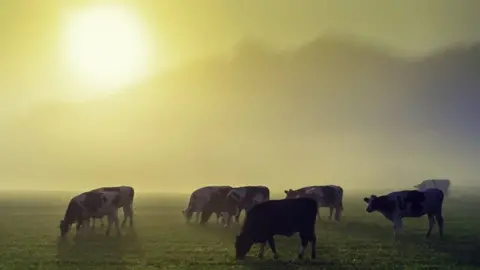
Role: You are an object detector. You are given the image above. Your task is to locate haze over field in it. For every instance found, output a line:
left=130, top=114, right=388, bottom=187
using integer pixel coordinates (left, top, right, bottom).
left=1, top=0, right=479, bottom=192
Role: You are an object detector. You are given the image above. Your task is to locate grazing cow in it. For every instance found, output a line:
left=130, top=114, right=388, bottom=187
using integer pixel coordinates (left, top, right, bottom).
left=415, top=179, right=450, bottom=197
left=285, top=185, right=343, bottom=221
left=59, top=190, right=123, bottom=237
left=182, top=186, right=232, bottom=225
left=235, top=198, right=318, bottom=261
left=222, top=185, right=270, bottom=228
left=89, top=186, right=135, bottom=228
left=363, top=188, right=445, bottom=237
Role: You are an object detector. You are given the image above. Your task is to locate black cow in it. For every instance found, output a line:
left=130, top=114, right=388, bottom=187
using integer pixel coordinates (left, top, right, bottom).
left=222, top=185, right=270, bottom=228
left=235, top=198, right=318, bottom=260
left=59, top=190, right=122, bottom=237
left=363, top=188, right=445, bottom=238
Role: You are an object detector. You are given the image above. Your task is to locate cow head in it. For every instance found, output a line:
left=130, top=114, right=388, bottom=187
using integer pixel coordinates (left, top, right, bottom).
left=284, top=189, right=299, bottom=199
left=59, top=220, right=70, bottom=237
left=235, top=233, right=253, bottom=260
left=182, top=208, right=194, bottom=223
left=363, top=195, right=379, bottom=213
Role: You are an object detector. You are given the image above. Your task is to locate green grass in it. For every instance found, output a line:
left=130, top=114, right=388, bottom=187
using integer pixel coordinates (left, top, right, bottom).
left=0, top=191, right=479, bottom=269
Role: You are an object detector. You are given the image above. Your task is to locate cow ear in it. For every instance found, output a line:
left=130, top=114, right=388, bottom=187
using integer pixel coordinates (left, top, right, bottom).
left=363, top=197, right=370, bottom=203
left=284, top=190, right=288, bottom=194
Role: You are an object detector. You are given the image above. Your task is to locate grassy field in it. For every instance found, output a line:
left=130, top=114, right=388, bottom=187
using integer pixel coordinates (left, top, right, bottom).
left=0, top=191, right=479, bottom=269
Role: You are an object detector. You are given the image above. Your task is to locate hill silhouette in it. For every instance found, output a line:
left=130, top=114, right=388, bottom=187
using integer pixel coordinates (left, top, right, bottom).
left=2, top=35, right=479, bottom=190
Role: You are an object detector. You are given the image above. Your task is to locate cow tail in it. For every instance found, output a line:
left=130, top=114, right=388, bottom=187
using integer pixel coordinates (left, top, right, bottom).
left=129, top=187, right=135, bottom=209
left=439, top=189, right=445, bottom=205
left=130, top=187, right=135, bottom=200
left=338, top=187, right=344, bottom=211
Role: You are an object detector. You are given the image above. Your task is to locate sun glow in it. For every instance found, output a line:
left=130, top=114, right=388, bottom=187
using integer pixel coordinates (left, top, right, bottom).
left=62, top=4, right=153, bottom=98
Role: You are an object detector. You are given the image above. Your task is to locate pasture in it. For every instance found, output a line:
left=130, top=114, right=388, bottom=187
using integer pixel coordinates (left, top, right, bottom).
left=0, top=190, right=479, bottom=269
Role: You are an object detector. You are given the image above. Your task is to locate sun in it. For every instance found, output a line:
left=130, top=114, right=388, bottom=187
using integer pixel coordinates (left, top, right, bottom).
left=62, top=4, right=152, bottom=98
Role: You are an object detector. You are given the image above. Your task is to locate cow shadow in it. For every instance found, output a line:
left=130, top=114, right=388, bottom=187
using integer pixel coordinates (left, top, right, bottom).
left=189, top=223, right=347, bottom=269
left=56, top=229, right=144, bottom=269
left=238, top=257, right=348, bottom=270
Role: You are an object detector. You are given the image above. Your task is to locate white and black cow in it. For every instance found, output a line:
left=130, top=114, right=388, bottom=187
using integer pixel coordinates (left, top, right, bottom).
left=285, top=185, right=343, bottom=221
left=59, top=190, right=123, bottom=237
left=182, top=186, right=232, bottom=225
left=363, top=188, right=445, bottom=238
left=222, top=185, right=270, bottom=228
left=89, top=186, right=135, bottom=228
left=415, top=179, right=450, bottom=197
left=235, top=197, right=318, bottom=260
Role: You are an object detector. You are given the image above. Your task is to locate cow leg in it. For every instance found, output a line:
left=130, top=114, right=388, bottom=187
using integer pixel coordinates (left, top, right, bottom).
left=317, top=208, right=321, bottom=220
left=267, top=236, right=279, bottom=259
left=122, top=205, right=133, bottom=227
left=90, top=218, right=96, bottom=231
left=329, top=207, right=334, bottom=220
left=298, top=232, right=311, bottom=259
left=129, top=204, right=134, bottom=227
left=235, top=208, right=241, bottom=223
left=114, top=213, right=122, bottom=236
left=195, top=212, right=200, bottom=223
left=200, top=211, right=212, bottom=225
left=106, top=212, right=121, bottom=236
left=215, top=212, right=222, bottom=224
left=84, top=218, right=91, bottom=230
left=310, top=233, right=317, bottom=259
left=334, top=206, right=342, bottom=221
left=426, top=214, right=436, bottom=237
left=393, top=218, right=403, bottom=238
left=257, top=242, right=266, bottom=258
left=75, top=217, right=84, bottom=236
left=435, top=213, right=444, bottom=236
left=105, top=214, right=115, bottom=236
left=121, top=207, right=128, bottom=227
left=75, top=222, right=82, bottom=235
left=129, top=206, right=134, bottom=227
left=221, top=212, right=231, bottom=228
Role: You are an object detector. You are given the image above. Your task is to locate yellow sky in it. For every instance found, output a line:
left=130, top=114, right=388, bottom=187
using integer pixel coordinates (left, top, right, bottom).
left=1, top=0, right=479, bottom=192
left=2, top=0, right=480, bottom=104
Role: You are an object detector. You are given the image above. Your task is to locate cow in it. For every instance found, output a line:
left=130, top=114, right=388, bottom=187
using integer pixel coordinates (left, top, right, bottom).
left=284, top=185, right=343, bottom=221
left=235, top=197, right=318, bottom=261
left=88, top=186, right=135, bottom=228
left=59, top=190, right=123, bottom=237
left=222, top=185, right=270, bottom=228
left=182, top=186, right=232, bottom=225
left=363, top=188, right=445, bottom=238
left=415, top=179, right=450, bottom=197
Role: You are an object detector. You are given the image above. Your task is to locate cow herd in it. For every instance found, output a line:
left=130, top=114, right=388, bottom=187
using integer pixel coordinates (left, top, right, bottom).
left=180, top=182, right=449, bottom=259
left=58, top=179, right=451, bottom=261
left=59, top=186, right=134, bottom=237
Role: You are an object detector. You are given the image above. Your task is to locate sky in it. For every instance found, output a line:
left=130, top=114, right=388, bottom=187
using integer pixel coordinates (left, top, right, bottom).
left=0, top=0, right=479, bottom=192
left=2, top=0, right=480, bottom=106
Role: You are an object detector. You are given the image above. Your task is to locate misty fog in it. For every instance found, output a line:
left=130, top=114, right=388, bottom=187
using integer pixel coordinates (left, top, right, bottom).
left=1, top=1, right=480, bottom=193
